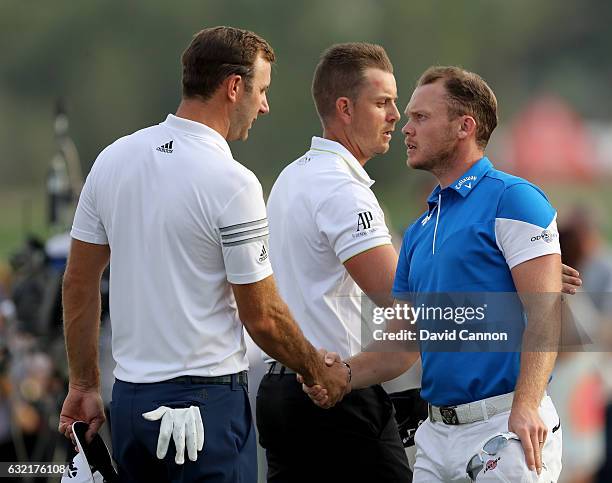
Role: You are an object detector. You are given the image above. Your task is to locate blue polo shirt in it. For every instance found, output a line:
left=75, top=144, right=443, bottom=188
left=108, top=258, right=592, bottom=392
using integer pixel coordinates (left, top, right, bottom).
left=392, top=157, right=561, bottom=406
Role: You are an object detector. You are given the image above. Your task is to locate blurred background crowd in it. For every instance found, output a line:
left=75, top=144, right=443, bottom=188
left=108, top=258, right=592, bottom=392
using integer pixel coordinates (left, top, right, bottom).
left=0, top=1, right=611, bottom=481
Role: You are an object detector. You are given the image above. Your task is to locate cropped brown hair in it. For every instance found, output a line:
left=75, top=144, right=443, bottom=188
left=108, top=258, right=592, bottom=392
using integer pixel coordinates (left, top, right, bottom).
left=417, top=66, right=498, bottom=148
left=182, top=26, right=275, bottom=101
left=312, top=43, right=393, bottom=124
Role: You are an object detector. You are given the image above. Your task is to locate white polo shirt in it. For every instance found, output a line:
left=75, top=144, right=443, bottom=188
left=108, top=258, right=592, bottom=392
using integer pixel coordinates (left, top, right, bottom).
left=71, top=114, right=272, bottom=383
left=266, top=137, right=392, bottom=360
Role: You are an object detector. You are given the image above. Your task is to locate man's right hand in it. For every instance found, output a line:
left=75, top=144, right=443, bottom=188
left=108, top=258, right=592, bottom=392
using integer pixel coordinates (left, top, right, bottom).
left=300, top=350, right=348, bottom=408
left=58, top=384, right=106, bottom=444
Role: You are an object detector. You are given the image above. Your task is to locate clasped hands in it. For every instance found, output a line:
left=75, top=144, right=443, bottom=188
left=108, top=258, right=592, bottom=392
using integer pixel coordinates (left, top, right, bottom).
left=298, top=350, right=349, bottom=409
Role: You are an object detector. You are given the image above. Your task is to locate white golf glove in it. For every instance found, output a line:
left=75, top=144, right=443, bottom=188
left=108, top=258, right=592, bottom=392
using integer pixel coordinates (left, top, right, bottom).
left=142, top=406, right=204, bottom=464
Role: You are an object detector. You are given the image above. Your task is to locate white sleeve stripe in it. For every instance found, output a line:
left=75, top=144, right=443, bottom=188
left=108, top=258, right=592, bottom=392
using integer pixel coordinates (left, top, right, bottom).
left=221, top=229, right=270, bottom=244
left=496, top=215, right=557, bottom=230
left=495, top=215, right=560, bottom=269
left=220, top=221, right=268, bottom=236
left=504, top=245, right=561, bottom=270
left=221, top=226, right=268, bottom=240
left=337, top=234, right=393, bottom=263
left=339, top=239, right=393, bottom=264
left=219, top=217, right=267, bottom=233
left=222, top=234, right=269, bottom=247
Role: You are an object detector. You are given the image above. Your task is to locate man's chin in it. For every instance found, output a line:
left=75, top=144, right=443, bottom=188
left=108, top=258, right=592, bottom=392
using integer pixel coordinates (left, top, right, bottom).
left=375, top=143, right=391, bottom=156
left=226, top=127, right=250, bottom=142
left=406, top=155, right=425, bottom=170
left=241, top=125, right=253, bottom=140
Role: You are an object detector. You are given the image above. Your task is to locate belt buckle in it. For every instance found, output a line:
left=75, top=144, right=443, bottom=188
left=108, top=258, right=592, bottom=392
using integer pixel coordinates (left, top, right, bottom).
left=439, top=406, right=459, bottom=425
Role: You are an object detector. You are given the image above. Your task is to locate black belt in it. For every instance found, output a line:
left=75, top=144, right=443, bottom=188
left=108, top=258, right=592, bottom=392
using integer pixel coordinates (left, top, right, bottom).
left=267, top=362, right=296, bottom=375
left=167, top=371, right=248, bottom=386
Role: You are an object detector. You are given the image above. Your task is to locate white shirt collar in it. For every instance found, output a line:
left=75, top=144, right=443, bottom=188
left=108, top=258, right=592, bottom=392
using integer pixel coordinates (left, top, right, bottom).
left=309, top=136, right=375, bottom=187
left=162, top=114, right=233, bottom=158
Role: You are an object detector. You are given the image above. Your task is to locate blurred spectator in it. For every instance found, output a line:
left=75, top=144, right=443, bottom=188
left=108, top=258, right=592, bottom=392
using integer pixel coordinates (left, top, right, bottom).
left=564, top=207, right=612, bottom=483
left=0, top=262, right=16, bottom=466
left=549, top=206, right=612, bottom=483
left=0, top=235, right=97, bottom=481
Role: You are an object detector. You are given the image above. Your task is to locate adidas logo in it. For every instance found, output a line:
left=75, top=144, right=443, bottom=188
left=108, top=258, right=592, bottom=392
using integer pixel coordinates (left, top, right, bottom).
left=258, top=245, right=268, bottom=263
left=156, top=140, right=173, bottom=153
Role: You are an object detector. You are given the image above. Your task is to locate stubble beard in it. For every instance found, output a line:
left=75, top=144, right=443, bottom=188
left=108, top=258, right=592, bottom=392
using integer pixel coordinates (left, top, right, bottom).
left=408, top=133, right=457, bottom=177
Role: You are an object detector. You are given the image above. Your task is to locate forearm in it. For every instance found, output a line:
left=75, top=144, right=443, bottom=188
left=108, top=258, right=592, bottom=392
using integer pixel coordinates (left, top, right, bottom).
left=344, top=300, right=419, bottom=388
left=511, top=254, right=562, bottom=408
left=245, top=298, right=322, bottom=386
left=347, top=351, right=418, bottom=390
left=62, top=277, right=101, bottom=389
left=514, top=351, right=557, bottom=408
left=514, top=293, right=561, bottom=408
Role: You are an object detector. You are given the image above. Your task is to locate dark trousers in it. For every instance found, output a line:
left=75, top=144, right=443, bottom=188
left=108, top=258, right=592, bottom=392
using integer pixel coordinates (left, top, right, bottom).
left=256, top=372, right=411, bottom=482
left=111, top=376, right=256, bottom=483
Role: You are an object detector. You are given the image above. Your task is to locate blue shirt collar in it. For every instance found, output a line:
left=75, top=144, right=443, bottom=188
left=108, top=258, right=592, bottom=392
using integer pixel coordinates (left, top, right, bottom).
left=426, top=157, right=493, bottom=206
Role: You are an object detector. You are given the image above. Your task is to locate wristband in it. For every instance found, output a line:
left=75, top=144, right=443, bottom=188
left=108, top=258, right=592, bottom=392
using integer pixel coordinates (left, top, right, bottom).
left=341, top=361, right=352, bottom=384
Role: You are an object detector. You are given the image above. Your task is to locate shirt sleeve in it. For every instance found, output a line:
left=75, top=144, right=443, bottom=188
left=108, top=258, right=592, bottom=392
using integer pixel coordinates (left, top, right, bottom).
left=494, top=183, right=561, bottom=269
left=218, top=178, right=273, bottom=284
left=71, top=162, right=108, bottom=245
left=314, top=180, right=392, bottom=263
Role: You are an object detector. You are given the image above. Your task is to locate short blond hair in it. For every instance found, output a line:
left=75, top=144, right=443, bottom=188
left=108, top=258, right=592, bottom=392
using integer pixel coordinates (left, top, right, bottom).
left=312, top=43, right=393, bottom=124
left=417, top=66, right=498, bottom=148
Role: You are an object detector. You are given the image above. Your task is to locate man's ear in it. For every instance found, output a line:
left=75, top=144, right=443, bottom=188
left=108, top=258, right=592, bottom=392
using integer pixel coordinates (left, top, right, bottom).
left=335, top=97, right=353, bottom=125
left=225, top=74, right=243, bottom=103
left=458, top=115, right=477, bottom=140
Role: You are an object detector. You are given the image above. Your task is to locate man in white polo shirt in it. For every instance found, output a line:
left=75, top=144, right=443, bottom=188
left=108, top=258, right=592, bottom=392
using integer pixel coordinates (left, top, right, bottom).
left=257, top=43, right=415, bottom=482
left=57, top=27, right=348, bottom=483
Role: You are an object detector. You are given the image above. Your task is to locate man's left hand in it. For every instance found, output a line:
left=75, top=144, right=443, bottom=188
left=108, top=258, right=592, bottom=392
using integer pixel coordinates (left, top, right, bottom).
left=508, top=403, right=548, bottom=476
left=561, top=263, right=581, bottom=294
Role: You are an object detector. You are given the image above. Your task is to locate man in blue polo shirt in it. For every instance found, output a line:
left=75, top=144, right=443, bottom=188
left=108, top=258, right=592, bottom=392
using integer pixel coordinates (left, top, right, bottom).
left=305, top=66, right=564, bottom=482
left=395, top=66, right=563, bottom=482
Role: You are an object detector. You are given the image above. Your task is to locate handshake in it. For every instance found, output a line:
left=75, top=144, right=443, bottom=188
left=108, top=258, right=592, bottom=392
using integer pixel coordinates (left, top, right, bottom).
left=298, top=350, right=351, bottom=409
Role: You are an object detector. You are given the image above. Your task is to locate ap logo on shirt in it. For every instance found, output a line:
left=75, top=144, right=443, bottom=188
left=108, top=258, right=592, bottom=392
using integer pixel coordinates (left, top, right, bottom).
left=356, top=211, right=374, bottom=231
left=353, top=211, right=378, bottom=239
